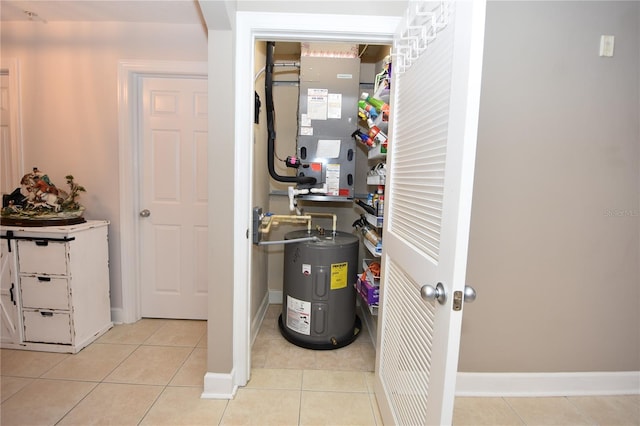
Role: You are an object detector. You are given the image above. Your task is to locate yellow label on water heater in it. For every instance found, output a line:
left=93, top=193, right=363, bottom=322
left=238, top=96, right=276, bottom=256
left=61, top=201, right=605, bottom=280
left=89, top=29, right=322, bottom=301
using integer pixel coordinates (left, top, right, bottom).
left=330, top=262, right=348, bottom=290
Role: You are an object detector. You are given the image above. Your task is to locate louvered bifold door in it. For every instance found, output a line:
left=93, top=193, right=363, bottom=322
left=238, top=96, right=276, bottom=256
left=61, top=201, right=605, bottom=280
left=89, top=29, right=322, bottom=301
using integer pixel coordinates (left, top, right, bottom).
left=375, top=1, right=486, bottom=425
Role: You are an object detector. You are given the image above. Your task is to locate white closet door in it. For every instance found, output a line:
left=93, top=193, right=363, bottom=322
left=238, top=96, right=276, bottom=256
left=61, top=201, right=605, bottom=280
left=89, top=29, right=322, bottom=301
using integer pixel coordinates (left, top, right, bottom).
left=374, top=1, right=486, bottom=424
left=139, top=76, right=209, bottom=319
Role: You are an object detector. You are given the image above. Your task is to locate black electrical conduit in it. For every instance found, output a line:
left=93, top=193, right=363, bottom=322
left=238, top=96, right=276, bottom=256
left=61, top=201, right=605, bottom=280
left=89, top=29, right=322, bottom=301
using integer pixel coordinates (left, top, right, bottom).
left=265, top=41, right=316, bottom=185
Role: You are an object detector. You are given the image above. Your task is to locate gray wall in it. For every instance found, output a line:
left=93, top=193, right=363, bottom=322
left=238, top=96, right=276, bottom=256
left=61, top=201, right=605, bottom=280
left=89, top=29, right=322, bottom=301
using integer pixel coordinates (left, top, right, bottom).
left=460, top=1, right=640, bottom=372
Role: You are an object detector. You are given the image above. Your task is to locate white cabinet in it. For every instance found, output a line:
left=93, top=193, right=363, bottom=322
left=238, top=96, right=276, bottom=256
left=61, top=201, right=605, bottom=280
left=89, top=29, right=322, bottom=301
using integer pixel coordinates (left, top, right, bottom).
left=0, top=220, right=112, bottom=353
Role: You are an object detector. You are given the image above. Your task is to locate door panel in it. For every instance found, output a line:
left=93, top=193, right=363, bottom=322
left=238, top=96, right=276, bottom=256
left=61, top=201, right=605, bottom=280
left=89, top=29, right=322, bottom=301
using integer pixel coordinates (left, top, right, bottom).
left=140, top=76, right=208, bottom=319
left=0, top=240, right=20, bottom=344
left=375, top=1, right=486, bottom=424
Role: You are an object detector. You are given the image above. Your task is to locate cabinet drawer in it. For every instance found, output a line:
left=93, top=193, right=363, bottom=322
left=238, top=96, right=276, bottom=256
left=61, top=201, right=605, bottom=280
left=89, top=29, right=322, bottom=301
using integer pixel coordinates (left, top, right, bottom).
left=20, top=275, right=70, bottom=310
left=23, top=310, right=72, bottom=344
left=17, top=240, right=68, bottom=275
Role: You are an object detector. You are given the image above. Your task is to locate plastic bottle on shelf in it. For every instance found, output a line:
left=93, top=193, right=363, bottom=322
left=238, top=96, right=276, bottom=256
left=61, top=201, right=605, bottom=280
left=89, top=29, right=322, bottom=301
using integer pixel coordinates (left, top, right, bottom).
left=353, top=216, right=381, bottom=247
left=366, top=118, right=388, bottom=146
left=377, top=195, right=384, bottom=217
left=375, top=186, right=384, bottom=217
left=358, top=100, right=378, bottom=119
left=361, top=92, right=389, bottom=116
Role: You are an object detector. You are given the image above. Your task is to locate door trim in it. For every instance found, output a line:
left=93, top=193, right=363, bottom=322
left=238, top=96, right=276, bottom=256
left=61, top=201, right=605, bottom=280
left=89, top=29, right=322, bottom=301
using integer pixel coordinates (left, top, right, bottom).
left=230, top=11, right=399, bottom=391
left=117, top=60, right=207, bottom=324
left=0, top=58, right=24, bottom=189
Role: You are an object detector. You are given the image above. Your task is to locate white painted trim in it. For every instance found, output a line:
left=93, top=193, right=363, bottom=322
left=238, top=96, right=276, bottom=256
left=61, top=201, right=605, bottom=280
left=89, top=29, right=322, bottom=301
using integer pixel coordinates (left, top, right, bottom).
left=0, top=58, right=24, bottom=186
left=110, top=308, right=125, bottom=324
left=202, top=370, right=237, bottom=399
left=233, top=9, right=400, bottom=393
left=117, top=60, right=207, bottom=324
left=251, top=292, right=270, bottom=346
left=268, top=290, right=283, bottom=305
left=456, top=371, right=640, bottom=397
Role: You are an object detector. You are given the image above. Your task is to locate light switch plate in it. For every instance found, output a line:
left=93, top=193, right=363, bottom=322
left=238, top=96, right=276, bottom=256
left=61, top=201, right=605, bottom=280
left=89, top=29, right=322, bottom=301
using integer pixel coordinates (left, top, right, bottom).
left=599, top=35, right=615, bottom=57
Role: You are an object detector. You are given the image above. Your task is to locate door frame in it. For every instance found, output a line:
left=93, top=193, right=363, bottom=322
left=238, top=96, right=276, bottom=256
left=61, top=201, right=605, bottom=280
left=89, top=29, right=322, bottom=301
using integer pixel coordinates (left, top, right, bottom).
left=117, top=60, right=207, bottom=324
left=232, top=11, right=400, bottom=388
left=1, top=58, right=24, bottom=191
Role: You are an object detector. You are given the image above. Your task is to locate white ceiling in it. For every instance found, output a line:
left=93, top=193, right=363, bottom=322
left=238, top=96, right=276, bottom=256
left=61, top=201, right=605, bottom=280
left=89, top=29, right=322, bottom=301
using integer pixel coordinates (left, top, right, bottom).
left=0, top=0, right=204, bottom=24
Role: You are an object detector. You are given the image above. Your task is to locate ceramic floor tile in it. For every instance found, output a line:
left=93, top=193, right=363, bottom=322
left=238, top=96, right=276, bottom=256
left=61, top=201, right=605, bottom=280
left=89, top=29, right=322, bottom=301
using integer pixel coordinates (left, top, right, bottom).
left=57, top=382, right=163, bottom=425
left=141, top=386, right=228, bottom=426
left=255, top=316, right=282, bottom=341
left=220, top=388, right=300, bottom=425
left=197, top=331, right=208, bottom=348
left=0, top=376, right=34, bottom=402
left=96, top=318, right=167, bottom=345
left=265, top=304, right=282, bottom=319
left=568, top=395, right=640, bottom=425
left=302, top=369, right=368, bottom=393
left=263, top=337, right=317, bottom=370
left=300, top=390, right=376, bottom=426
left=170, top=348, right=206, bottom=386
left=246, top=368, right=303, bottom=390
left=42, top=343, right=137, bottom=381
left=0, top=378, right=97, bottom=426
left=0, top=348, right=68, bottom=378
left=104, top=345, right=192, bottom=385
left=453, top=397, right=525, bottom=425
left=505, top=396, right=593, bottom=425
left=250, top=338, right=269, bottom=368
left=313, top=342, right=372, bottom=371
left=364, top=371, right=376, bottom=393
left=145, top=319, right=206, bottom=347
left=370, top=392, right=383, bottom=425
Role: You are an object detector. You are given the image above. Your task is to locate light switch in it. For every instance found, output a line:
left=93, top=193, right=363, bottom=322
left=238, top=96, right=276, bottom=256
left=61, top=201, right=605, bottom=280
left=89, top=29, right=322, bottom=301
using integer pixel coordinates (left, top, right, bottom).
left=599, top=35, right=615, bottom=57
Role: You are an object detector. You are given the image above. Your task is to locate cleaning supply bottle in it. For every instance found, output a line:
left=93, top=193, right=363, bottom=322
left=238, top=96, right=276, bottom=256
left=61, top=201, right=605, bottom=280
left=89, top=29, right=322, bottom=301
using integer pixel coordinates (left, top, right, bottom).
left=353, top=216, right=381, bottom=247
left=358, top=100, right=378, bottom=119
left=375, top=186, right=384, bottom=217
left=366, top=118, right=388, bottom=146
left=361, top=92, right=389, bottom=116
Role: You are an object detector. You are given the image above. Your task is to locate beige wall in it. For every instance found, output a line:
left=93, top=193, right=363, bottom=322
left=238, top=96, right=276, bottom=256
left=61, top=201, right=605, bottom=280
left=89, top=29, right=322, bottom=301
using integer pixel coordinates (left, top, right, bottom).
left=0, top=21, right=207, bottom=313
left=251, top=41, right=270, bottom=326
left=459, top=1, right=640, bottom=372
left=2, top=0, right=637, bottom=384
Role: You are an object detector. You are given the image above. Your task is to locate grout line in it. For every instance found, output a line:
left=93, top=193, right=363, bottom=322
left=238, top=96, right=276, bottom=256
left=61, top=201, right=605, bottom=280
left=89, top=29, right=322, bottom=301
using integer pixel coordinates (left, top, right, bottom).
left=501, top=396, right=528, bottom=426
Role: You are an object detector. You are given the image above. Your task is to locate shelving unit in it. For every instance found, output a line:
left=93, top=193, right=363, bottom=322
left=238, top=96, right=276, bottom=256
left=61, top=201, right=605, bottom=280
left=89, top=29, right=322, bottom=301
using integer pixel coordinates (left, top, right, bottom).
left=353, top=53, right=391, bottom=348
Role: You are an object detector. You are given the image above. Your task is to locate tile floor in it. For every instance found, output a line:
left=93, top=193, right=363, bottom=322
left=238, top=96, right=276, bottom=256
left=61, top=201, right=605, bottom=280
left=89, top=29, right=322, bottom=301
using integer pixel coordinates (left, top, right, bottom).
left=1, top=304, right=638, bottom=425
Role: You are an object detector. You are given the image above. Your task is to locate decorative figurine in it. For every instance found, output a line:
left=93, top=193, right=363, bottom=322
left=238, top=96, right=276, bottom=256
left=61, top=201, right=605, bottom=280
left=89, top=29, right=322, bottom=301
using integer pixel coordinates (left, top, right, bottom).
left=1, top=167, right=86, bottom=226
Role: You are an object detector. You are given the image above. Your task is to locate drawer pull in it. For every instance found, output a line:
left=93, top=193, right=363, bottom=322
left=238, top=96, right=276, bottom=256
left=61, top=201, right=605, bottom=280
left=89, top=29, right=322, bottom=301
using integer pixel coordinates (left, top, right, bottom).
left=35, top=240, right=49, bottom=247
left=37, top=276, right=52, bottom=282
left=40, top=311, right=54, bottom=317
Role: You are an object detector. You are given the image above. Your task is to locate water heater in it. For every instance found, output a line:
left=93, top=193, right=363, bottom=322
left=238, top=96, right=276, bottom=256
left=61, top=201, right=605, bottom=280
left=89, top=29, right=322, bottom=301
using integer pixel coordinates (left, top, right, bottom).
left=280, top=229, right=360, bottom=349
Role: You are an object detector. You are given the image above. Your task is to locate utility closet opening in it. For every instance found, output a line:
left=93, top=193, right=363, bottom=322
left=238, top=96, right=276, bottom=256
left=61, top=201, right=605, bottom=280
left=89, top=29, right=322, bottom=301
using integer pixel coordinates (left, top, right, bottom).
left=252, top=40, right=392, bottom=350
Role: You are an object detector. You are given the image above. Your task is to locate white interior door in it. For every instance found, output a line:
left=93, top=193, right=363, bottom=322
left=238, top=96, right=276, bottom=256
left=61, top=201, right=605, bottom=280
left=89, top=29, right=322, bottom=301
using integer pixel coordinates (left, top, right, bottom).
left=139, top=76, right=208, bottom=319
left=374, top=1, right=486, bottom=425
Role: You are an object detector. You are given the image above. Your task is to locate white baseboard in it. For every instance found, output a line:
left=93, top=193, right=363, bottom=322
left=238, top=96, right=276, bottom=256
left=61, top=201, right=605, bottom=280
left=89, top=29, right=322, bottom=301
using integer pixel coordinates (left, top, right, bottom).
left=202, top=370, right=237, bottom=399
left=456, top=371, right=640, bottom=397
left=269, top=290, right=283, bottom=305
left=110, top=307, right=125, bottom=324
left=251, top=292, right=270, bottom=345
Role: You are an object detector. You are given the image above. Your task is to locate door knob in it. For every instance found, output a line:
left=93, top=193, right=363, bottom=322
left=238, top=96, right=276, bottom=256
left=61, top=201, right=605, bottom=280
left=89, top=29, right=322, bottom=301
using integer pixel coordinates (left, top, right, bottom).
left=139, top=209, right=151, bottom=218
left=421, top=282, right=446, bottom=305
left=463, top=286, right=477, bottom=303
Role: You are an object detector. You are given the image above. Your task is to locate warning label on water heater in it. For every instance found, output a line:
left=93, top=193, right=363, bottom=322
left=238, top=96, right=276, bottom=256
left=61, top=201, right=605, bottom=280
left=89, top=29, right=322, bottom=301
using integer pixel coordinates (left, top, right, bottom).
left=330, top=262, right=348, bottom=290
left=286, top=295, right=311, bottom=335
